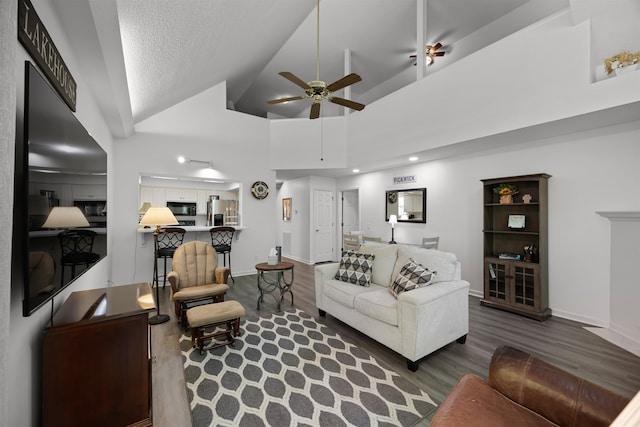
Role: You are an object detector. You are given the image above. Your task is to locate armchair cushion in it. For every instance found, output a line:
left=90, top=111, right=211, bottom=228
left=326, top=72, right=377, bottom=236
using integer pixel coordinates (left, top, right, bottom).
left=173, top=283, right=229, bottom=301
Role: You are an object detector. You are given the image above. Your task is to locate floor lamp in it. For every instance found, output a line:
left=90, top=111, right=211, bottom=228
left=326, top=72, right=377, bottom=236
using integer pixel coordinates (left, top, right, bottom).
left=139, top=207, right=179, bottom=325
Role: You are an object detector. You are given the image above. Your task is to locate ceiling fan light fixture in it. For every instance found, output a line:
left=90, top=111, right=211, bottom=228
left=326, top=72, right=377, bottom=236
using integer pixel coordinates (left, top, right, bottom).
left=410, top=42, right=445, bottom=66
left=265, top=0, right=365, bottom=119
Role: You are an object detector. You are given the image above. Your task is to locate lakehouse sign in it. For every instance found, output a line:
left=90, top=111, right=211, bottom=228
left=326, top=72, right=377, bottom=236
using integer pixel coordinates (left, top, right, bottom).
left=18, top=0, right=77, bottom=111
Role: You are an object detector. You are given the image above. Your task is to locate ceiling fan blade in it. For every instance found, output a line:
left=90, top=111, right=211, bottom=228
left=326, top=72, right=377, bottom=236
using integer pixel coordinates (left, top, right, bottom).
left=310, top=102, right=321, bottom=119
left=266, top=96, right=306, bottom=105
left=279, top=72, right=311, bottom=90
left=329, top=97, right=365, bottom=111
left=326, top=73, right=362, bottom=93
left=431, top=42, right=442, bottom=51
left=433, top=52, right=445, bottom=57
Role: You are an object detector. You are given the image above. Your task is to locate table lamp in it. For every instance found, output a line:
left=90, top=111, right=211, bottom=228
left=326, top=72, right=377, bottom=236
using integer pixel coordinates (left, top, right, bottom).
left=42, top=206, right=90, bottom=229
left=388, top=214, right=397, bottom=244
left=138, top=207, right=178, bottom=325
left=139, top=206, right=178, bottom=233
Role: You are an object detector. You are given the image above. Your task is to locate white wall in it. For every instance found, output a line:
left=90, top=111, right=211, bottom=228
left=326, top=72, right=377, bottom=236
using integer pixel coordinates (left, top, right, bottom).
left=112, top=82, right=278, bottom=283
left=8, top=1, right=114, bottom=426
left=336, top=120, right=640, bottom=328
left=0, top=1, right=16, bottom=425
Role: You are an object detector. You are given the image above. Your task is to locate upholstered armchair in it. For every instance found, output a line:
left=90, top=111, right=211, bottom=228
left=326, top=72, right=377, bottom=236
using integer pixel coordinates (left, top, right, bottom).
left=167, top=241, right=230, bottom=325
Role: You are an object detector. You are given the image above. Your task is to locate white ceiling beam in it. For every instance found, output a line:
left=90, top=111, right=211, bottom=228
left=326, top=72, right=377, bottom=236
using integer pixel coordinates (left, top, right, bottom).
left=343, top=48, right=352, bottom=116
left=416, top=0, right=427, bottom=80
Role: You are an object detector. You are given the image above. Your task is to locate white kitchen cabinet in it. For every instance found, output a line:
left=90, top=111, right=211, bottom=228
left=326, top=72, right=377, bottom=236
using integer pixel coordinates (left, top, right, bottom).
left=139, top=186, right=167, bottom=208
left=165, top=188, right=197, bottom=202
left=72, top=184, right=107, bottom=200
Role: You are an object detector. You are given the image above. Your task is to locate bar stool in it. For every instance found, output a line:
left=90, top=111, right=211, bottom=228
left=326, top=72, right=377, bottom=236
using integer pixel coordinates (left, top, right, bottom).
left=58, top=230, right=100, bottom=285
left=153, top=227, right=186, bottom=288
left=209, top=226, right=235, bottom=283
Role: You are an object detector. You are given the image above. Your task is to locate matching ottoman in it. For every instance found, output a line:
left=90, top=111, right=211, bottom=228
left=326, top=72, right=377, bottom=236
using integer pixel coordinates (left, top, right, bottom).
left=186, top=300, right=245, bottom=354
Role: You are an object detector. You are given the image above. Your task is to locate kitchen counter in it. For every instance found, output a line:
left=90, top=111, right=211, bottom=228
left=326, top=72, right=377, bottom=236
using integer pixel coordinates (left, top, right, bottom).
left=137, top=225, right=245, bottom=233
left=30, top=228, right=107, bottom=237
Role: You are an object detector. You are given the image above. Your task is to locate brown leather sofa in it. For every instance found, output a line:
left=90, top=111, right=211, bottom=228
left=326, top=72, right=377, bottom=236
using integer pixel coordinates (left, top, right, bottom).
left=430, top=345, right=630, bottom=427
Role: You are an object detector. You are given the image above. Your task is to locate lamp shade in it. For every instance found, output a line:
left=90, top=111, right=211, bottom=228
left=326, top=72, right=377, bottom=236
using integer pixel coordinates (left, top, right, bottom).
left=389, top=215, right=398, bottom=227
left=139, top=207, right=179, bottom=230
left=42, top=206, right=90, bottom=229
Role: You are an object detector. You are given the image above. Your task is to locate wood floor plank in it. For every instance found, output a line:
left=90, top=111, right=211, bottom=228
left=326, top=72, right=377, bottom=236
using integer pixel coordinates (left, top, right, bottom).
left=150, top=258, right=640, bottom=427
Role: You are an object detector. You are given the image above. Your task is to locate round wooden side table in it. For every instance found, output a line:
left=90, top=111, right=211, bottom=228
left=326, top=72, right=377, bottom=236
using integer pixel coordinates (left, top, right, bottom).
left=255, top=261, right=294, bottom=312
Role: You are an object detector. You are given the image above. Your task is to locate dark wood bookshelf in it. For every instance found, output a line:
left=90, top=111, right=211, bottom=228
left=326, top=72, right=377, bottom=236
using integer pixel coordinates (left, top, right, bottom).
left=480, top=174, right=551, bottom=320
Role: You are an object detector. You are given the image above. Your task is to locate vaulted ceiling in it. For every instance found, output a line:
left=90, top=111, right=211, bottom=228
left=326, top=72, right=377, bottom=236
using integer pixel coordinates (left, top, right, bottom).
left=50, top=0, right=568, bottom=138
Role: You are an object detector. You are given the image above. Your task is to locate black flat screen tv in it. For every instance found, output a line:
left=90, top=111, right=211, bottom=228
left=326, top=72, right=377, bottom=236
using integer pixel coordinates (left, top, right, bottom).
left=13, top=62, right=108, bottom=316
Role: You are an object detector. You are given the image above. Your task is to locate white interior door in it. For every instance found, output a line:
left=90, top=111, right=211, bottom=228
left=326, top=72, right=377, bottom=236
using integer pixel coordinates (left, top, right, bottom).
left=314, top=190, right=334, bottom=263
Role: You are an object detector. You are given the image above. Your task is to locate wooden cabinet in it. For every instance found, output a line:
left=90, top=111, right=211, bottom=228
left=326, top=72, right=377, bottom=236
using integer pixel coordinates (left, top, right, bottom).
left=480, top=174, right=551, bottom=320
left=42, top=283, right=155, bottom=427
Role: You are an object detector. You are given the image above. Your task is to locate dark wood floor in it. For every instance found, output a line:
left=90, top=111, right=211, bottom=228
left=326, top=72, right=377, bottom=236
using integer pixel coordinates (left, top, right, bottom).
left=150, top=258, right=640, bottom=426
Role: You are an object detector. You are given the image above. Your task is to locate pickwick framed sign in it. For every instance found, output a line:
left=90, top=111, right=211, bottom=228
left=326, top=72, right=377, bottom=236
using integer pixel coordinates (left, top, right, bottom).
left=18, top=0, right=77, bottom=111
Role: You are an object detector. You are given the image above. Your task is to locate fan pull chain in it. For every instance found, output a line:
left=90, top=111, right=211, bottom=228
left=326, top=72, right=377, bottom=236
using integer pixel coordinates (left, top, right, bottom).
left=320, top=118, right=324, bottom=161
left=320, top=120, right=324, bottom=161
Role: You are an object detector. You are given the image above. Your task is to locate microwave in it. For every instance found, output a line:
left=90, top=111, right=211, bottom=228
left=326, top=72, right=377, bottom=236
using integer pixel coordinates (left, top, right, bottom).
left=166, top=201, right=196, bottom=216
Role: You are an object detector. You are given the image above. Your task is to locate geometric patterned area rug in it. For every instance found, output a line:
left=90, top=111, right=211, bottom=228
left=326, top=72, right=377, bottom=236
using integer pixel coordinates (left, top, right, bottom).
left=180, top=309, right=437, bottom=427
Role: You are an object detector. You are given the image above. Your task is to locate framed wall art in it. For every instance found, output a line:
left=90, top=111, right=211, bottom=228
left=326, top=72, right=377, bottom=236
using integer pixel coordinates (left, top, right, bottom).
left=282, top=198, right=291, bottom=221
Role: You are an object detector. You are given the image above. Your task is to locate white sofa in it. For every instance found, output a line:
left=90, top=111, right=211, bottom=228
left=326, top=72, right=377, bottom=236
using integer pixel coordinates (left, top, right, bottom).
left=314, top=242, right=469, bottom=371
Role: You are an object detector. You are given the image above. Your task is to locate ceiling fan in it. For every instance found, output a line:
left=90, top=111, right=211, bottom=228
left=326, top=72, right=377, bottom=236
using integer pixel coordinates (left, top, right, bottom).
left=266, top=0, right=365, bottom=119
left=410, top=42, right=445, bottom=66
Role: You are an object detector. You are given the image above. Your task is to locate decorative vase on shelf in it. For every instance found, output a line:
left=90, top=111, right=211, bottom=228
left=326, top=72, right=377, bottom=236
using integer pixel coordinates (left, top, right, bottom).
left=500, top=194, right=513, bottom=204
left=494, top=184, right=518, bottom=205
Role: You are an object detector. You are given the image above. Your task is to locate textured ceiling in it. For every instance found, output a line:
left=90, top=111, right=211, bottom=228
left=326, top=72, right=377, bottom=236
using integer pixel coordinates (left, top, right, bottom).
left=50, top=0, right=570, bottom=137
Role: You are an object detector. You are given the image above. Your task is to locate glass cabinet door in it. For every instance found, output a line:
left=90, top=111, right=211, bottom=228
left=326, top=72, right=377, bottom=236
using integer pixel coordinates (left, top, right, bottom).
left=486, top=261, right=508, bottom=302
left=512, top=263, right=539, bottom=309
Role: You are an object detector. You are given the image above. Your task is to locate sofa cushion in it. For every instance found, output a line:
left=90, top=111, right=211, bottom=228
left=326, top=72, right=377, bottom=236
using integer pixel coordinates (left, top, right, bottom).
left=393, top=245, right=457, bottom=283
left=360, top=242, right=398, bottom=286
left=324, top=279, right=384, bottom=309
left=335, top=251, right=375, bottom=286
left=389, top=258, right=437, bottom=298
left=354, top=289, right=398, bottom=326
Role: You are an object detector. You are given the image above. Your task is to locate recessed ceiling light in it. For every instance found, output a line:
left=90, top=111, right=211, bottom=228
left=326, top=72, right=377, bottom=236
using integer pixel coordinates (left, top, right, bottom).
left=352, top=169, right=360, bottom=173
left=409, top=156, right=418, bottom=161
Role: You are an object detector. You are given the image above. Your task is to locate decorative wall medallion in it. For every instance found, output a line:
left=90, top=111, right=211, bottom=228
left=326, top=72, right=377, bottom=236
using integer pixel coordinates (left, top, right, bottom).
left=387, top=192, right=397, bottom=203
left=251, top=181, right=269, bottom=199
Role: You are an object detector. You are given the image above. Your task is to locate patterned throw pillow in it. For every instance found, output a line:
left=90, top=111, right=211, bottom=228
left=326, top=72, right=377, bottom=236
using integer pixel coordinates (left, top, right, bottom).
left=389, top=258, right=437, bottom=297
left=334, top=251, right=375, bottom=286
